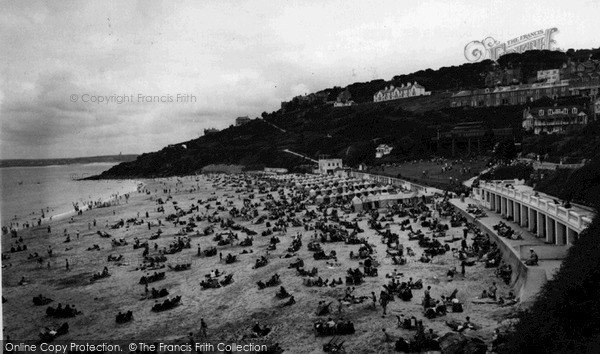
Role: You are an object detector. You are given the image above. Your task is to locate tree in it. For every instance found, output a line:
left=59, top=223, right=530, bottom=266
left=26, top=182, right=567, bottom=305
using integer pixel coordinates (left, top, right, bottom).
left=493, top=139, right=517, bottom=163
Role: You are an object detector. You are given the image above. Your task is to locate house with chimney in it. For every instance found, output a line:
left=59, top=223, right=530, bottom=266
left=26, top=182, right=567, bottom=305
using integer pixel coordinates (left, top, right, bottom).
left=235, top=116, right=251, bottom=126
left=373, top=82, right=430, bottom=103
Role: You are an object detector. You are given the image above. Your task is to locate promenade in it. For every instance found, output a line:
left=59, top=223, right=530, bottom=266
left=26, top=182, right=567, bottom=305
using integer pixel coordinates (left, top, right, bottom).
left=451, top=197, right=562, bottom=281
left=450, top=196, right=566, bottom=306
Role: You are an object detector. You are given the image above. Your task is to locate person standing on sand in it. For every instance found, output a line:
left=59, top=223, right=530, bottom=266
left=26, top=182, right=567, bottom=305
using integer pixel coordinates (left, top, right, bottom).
left=65, top=259, right=70, bottom=271
left=371, top=292, right=377, bottom=309
left=187, top=332, right=197, bottom=352
left=380, top=293, right=389, bottom=316
left=93, top=219, right=96, bottom=227
left=200, top=318, right=208, bottom=337
left=424, top=286, right=432, bottom=308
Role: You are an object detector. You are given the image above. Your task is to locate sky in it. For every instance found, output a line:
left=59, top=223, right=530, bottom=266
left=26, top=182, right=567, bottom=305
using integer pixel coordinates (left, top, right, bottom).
left=1, top=0, right=599, bottom=159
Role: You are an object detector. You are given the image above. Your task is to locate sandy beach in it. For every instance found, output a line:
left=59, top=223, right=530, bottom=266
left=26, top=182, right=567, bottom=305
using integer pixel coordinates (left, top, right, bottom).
left=2, top=174, right=516, bottom=353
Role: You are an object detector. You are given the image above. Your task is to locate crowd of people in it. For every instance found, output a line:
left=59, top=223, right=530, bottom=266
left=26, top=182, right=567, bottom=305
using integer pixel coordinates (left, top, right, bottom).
left=3, top=172, right=528, bottom=352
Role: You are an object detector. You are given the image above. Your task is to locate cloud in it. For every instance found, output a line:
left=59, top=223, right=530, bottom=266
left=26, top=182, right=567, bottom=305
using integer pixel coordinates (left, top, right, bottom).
left=1, top=0, right=600, bottom=158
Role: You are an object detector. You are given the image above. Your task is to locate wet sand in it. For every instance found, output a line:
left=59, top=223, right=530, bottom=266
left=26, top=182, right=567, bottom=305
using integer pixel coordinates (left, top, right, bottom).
left=2, top=175, right=515, bottom=353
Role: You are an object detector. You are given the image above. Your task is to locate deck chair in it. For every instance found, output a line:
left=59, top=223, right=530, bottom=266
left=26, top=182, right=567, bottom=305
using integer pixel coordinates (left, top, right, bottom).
left=323, top=336, right=346, bottom=353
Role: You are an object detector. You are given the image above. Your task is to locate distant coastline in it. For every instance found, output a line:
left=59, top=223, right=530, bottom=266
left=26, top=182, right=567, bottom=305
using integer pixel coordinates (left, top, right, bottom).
left=0, top=154, right=137, bottom=168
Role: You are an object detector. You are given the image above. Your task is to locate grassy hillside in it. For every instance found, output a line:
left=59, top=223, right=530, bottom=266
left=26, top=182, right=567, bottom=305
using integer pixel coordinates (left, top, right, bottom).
left=91, top=48, right=600, bottom=179
left=92, top=95, right=528, bottom=179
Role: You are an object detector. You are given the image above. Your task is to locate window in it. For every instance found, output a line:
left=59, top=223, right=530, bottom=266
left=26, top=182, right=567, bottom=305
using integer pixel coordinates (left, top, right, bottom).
left=548, top=109, right=553, bottom=116
left=539, top=110, right=544, bottom=116
left=572, top=108, right=578, bottom=114
left=563, top=108, right=568, bottom=114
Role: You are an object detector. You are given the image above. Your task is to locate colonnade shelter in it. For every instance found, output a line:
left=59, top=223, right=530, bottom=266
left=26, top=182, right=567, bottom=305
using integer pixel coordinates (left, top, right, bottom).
left=474, top=180, right=594, bottom=246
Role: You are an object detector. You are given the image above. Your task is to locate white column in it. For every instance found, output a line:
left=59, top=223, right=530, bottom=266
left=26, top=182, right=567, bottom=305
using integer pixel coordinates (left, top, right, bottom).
left=546, top=217, right=555, bottom=244
left=528, top=207, right=535, bottom=231
left=555, top=221, right=565, bottom=245
left=567, top=227, right=578, bottom=245
left=521, top=204, right=528, bottom=228
left=537, top=211, right=543, bottom=237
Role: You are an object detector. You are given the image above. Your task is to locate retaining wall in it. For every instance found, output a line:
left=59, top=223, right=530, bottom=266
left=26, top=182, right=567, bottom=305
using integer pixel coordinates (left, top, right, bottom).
left=518, top=244, right=569, bottom=260
left=454, top=206, right=547, bottom=305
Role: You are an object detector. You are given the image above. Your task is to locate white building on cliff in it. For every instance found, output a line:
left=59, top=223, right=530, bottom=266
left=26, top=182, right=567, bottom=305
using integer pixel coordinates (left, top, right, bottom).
left=373, top=82, right=431, bottom=102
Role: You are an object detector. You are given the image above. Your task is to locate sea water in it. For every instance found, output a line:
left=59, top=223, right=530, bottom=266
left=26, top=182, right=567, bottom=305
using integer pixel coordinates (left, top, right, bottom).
left=0, top=163, right=139, bottom=226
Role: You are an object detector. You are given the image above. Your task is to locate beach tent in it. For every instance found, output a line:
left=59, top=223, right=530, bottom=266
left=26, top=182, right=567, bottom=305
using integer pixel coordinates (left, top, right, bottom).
left=368, top=194, right=381, bottom=209
left=352, top=196, right=363, bottom=212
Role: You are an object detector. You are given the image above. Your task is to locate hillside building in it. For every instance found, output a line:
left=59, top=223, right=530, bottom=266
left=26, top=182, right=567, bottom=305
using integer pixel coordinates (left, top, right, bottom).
left=537, top=69, right=560, bottom=84
left=316, top=158, right=343, bottom=175
left=375, top=144, right=393, bottom=158
left=485, top=68, right=523, bottom=87
left=434, top=121, right=513, bottom=156
left=235, top=116, right=251, bottom=126
left=522, top=105, right=589, bottom=134
left=373, top=82, right=431, bottom=103
left=333, top=89, right=355, bottom=107
left=452, top=59, right=600, bottom=108
left=204, top=128, right=220, bottom=135
left=451, top=80, right=571, bottom=108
